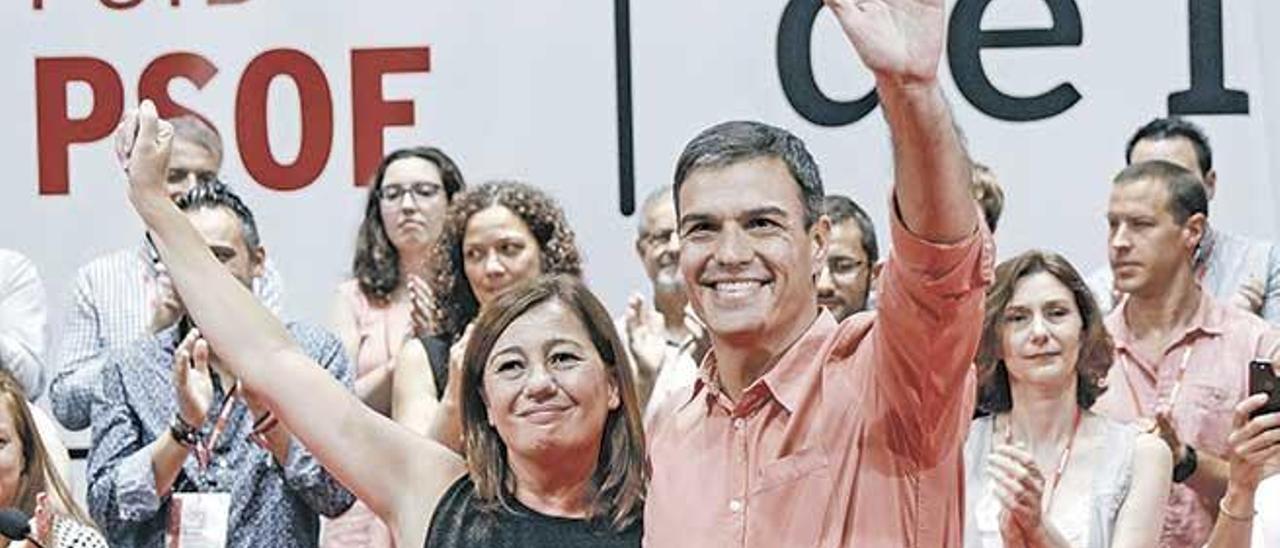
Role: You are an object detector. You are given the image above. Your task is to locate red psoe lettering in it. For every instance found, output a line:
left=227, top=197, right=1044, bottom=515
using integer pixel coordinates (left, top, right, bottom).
left=350, top=47, right=430, bottom=186
left=235, top=49, right=333, bottom=191
left=35, top=57, right=124, bottom=195
left=139, top=52, right=219, bottom=130
left=99, top=0, right=143, bottom=8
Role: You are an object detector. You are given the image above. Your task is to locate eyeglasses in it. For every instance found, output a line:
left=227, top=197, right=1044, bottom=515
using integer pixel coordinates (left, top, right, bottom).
left=378, top=182, right=442, bottom=204
left=166, top=168, right=218, bottom=186
left=639, top=228, right=677, bottom=249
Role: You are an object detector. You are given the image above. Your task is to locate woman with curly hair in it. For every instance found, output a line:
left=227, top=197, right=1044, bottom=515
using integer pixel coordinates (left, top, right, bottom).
left=324, top=147, right=464, bottom=548
left=964, top=250, right=1170, bottom=548
left=391, top=181, right=582, bottom=436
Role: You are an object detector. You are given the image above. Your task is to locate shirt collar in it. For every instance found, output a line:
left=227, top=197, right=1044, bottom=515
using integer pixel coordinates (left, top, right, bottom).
left=1107, top=290, right=1224, bottom=353
left=681, top=310, right=837, bottom=415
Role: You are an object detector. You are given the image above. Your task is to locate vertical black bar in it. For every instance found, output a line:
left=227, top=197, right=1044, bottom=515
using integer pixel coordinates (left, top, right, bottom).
left=614, top=0, right=635, bottom=216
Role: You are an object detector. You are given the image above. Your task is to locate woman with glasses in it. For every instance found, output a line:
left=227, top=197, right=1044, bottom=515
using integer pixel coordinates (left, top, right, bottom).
left=324, top=147, right=465, bottom=548
left=390, top=181, right=582, bottom=439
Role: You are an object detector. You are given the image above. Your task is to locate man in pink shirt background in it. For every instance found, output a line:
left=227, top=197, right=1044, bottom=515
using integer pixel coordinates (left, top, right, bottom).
left=1093, top=159, right=1280, bottom=547
left=644, top=1, right=994, bottom=546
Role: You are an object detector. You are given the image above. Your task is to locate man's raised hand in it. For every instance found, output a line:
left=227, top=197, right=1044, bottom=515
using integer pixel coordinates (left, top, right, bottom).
left=823, top=0, right=945, bottom=87
left=115, top=100, right=174, bottom=203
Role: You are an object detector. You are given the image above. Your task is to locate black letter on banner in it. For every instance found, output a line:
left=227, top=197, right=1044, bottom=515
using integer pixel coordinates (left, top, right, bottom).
left=777, top=0, right=878, bottom=127
left=948, top=0, right=1082, bottom=121
left=1167, top=0, right=1248, bottom=114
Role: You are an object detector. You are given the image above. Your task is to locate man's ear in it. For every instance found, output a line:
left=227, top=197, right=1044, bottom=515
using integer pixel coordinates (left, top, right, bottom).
left=1182, top=213, right=1207, bottom=255
left=1202, top=169, right=1218, bottom=202
left=810, top=215, right=831, bottom=278
left=251, top=246, right=267, bottom=279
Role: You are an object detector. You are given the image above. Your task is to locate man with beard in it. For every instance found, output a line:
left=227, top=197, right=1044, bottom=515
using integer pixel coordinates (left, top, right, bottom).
left=816, top=194, right=878, bottom=320
left=620, top=186, right=706, bottom=423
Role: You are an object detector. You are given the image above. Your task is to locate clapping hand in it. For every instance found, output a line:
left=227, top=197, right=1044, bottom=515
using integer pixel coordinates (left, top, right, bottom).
left=173, top=328, right=215, bottom=428
left=408, top=274, right=434, bottom=338
left=987, top=443, right=1047, bottom=540
left=624, top=293, right=667, bottom=376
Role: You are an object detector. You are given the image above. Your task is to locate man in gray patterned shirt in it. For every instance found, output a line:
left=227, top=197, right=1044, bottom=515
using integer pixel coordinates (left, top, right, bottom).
left=50, top=115, right=286, bottom=431
left=87, top=182, right=353, bottom=547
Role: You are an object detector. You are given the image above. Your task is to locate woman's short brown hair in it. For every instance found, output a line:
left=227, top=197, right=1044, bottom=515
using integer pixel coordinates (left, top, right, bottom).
left=459, top=275, right=646, bottom=532
left=976, top=250, right=1114, bottom=413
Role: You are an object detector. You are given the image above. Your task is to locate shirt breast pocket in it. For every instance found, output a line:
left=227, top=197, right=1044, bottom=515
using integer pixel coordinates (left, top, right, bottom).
left=1181, top=382, right=1236, bottom=451
left=749, top=449, right=833, bottom=545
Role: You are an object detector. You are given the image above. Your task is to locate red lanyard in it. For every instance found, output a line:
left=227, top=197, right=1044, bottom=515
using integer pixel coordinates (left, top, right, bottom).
left=1043, top=407, right=1082, bottom=513
left=1001, top=406, right=1082, bottom=513
left=196, top=380, right=240, bottom=470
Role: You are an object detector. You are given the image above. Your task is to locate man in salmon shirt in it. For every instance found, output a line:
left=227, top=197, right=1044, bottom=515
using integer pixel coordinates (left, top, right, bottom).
left=1092, top=160, right=1280, bottom=547
left=643, top=0, right=994, bottom=546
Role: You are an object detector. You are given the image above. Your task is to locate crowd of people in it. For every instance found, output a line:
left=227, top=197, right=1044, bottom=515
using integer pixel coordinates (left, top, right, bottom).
left=0, top=1, right=1279, bottom=547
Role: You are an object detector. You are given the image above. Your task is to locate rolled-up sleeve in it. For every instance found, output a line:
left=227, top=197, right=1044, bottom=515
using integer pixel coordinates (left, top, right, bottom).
left=873, top=201, right=993, bottom=461
left=87, top=359, right=164, bottom=526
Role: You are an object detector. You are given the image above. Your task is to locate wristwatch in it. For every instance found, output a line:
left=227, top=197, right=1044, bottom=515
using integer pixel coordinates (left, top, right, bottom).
left=1172, top=444, right=1198, bottom=483
left=170, top=414, right=200, bottom=448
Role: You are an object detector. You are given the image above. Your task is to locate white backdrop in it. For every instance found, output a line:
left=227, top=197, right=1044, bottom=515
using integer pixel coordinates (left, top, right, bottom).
left=4, top=0, right=1280, bottom=341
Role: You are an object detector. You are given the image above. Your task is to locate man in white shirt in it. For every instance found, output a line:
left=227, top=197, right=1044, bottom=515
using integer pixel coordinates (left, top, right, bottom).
left=619, top=186, right=706, bottom=423
left=0, top=249, right=47, bottom=398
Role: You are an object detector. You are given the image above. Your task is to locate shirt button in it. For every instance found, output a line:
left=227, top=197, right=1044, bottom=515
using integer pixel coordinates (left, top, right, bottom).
left=733, top=418, right=745, bottom=430
left=729, top=499, right=743, bottom=513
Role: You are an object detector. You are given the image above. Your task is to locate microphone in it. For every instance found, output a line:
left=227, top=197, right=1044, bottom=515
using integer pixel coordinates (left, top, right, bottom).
left=0, top=508, right=45, bottom=548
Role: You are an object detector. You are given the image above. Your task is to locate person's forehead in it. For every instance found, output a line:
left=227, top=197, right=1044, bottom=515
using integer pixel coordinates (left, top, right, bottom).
left=1131, top=138, right=1200, bottom=172
left=642, top=197, right=676, bottom=228
left=1008, top=272, right=1074, bottom=307
left=465, top=206, right=533, bottom=243
left=494, top=299, right=590, bottom=350
left=169, top=138, right=219, bottom=168
left=383, top=157, right=442, bottom=185
left=829, top=220, right=865, bottom=249
left=677, top=157, right=804, bottom=216
left=1109, top=178, right=1170, bottom=212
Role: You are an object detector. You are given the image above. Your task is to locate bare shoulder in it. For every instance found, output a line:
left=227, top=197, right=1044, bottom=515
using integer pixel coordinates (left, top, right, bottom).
left=1132, top=431, right=1173, bottom=468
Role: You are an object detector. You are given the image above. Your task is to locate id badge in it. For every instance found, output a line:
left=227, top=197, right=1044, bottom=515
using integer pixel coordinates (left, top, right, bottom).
left=165, top=493, right=231, bottom=548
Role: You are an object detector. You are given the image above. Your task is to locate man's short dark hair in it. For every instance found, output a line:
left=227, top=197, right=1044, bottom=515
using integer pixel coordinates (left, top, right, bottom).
left=673, top=121, right=824, bottom=227
left=822, top=194, right=878, bottom=265
left=1113, top=160, right=1208, bottom=225
left=1125, top=117, right=1213, bottom=176
left=175, top=181, right=262, bottom=250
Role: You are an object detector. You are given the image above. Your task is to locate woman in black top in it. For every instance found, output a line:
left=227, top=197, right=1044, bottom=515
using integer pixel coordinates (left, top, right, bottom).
left=117, top=107, right=643, bottom=547
left=391, top=182, right=583, bottom=435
